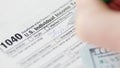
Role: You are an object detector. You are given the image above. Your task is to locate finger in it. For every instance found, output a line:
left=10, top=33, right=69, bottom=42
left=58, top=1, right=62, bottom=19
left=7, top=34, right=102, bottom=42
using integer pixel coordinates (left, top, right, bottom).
left=75, top=0, right=109, bottom=12
left=75, top=0, right=120, bottom=52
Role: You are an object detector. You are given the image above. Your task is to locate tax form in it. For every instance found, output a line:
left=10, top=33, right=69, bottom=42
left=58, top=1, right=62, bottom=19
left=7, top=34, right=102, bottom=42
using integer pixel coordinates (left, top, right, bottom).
left=1, top=0, right=120, bottom=68
left=0, top=0, right=84, bottom=68
left=81, top=45, right=120, bottom=68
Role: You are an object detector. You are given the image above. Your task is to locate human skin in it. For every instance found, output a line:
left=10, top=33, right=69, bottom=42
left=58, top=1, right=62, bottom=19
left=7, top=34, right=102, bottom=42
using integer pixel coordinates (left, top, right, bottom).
left=75, top=0, right=120, bottom=52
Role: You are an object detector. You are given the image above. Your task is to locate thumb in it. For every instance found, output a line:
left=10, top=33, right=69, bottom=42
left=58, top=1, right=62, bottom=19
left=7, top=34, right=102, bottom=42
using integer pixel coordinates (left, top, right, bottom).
left=75, top=0, right=120, bottom=52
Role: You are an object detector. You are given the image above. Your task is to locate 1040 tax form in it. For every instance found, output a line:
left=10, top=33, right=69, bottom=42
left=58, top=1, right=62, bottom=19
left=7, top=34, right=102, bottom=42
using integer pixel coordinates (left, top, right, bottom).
left=0, top=0, right=84, bottom=68
left=1, top=0, right=120, bottom=68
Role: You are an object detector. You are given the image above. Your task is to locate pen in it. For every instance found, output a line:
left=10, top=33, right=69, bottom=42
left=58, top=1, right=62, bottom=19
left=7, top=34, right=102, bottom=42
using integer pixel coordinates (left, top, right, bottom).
left=103, top=0, right=112, bottom=3
left=103, top=0, right=120, bottom=10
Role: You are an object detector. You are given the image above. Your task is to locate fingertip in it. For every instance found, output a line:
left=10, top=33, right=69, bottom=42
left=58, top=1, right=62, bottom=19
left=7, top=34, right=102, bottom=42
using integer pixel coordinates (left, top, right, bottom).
left=75, top=0, right=110, bottom=11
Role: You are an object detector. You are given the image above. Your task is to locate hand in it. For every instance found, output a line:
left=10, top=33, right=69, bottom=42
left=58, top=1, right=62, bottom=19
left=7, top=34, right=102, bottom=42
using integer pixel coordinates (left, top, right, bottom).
left=75, top=0, right=120, bottom=52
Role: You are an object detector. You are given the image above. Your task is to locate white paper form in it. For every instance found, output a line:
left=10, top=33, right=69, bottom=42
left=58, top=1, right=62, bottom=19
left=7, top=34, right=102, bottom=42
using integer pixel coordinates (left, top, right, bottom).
left=81, top=45, right=120, bottom=68
left=0, top=0, right=84, bottom=68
